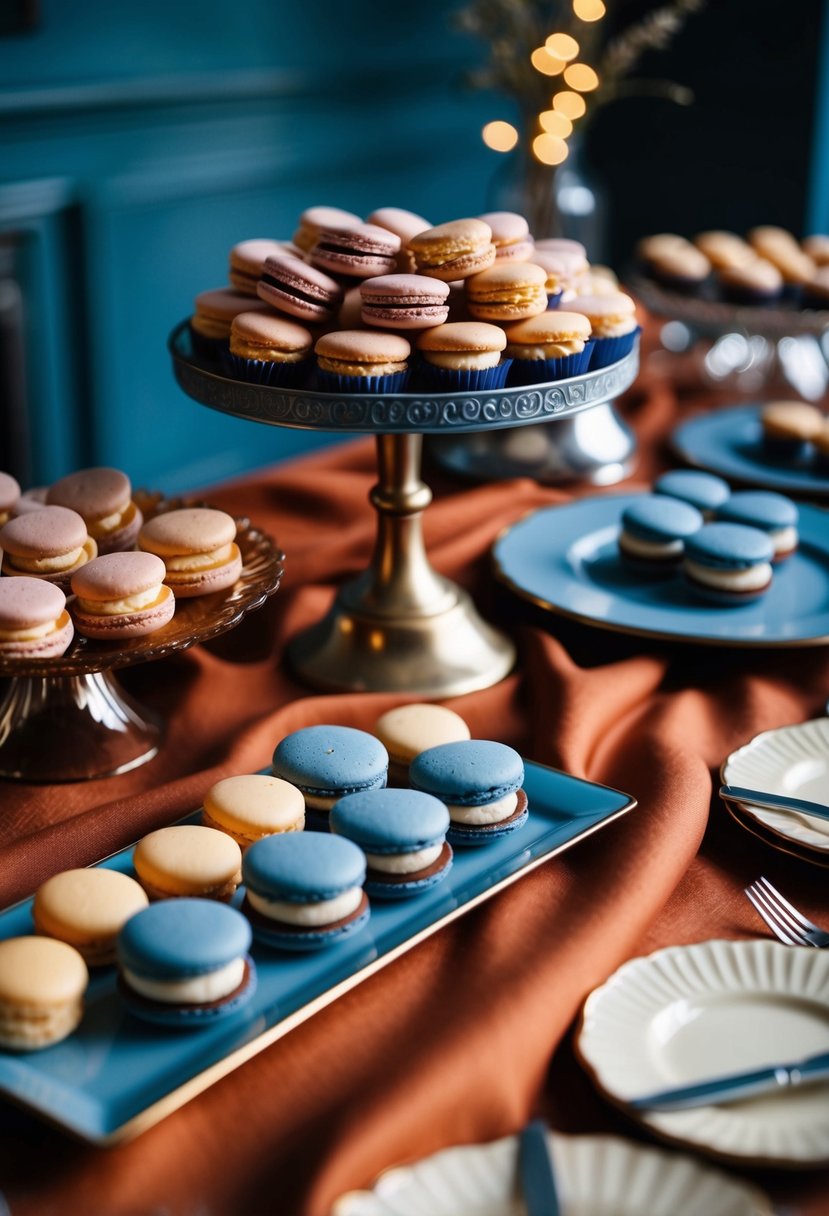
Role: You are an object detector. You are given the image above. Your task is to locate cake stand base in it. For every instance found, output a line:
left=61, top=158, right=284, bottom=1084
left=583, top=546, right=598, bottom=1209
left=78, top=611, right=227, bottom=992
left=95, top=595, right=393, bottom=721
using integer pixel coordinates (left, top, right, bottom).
left=0, top=671, right=162, bottom=783
left=427, top=401, right=636, bottom=486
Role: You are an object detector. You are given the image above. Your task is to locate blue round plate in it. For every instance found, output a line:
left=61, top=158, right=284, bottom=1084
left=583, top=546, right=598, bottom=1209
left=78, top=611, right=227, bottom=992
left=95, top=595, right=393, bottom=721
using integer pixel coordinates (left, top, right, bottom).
left=671, top=405, right=829, bottom=498
left=492, top=495, right=829, bottom=647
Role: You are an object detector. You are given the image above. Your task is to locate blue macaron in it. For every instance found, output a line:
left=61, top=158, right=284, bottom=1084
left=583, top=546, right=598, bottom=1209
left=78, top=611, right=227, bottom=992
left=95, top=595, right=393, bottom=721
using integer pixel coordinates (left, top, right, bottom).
left=618, top=495, right=703, bottom=570
left=409, top=739, right=527, bottom=847
left=653, top=470, right=731, bottom=516
left=242, top=832, right=369, bottom=950
left=117, top=898, right=256, bottom=1027
left=272, top=725, right=388, bottom=829
left=715, top=491, right=799, bottom=562
left=684, top=522, right=774, bottom=605
left=330, top=788, right=452, bottom=899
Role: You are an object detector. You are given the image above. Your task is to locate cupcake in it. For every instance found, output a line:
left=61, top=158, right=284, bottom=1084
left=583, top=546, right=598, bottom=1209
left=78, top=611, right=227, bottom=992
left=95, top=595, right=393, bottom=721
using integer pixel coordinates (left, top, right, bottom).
left=416, top=321, right=509, bottom=391
left=229, top=312, right=313, bottom=386
left=315, top=329, right=410, bottom=393
left=504, top=311, right=592, bottom=384
left=569, top=292, right=639, bottom=369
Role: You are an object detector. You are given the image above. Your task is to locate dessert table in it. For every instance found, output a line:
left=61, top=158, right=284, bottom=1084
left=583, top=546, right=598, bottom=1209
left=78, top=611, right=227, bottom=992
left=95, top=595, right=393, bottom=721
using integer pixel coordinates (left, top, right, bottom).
left=0, top=320, right=828, bottom=1215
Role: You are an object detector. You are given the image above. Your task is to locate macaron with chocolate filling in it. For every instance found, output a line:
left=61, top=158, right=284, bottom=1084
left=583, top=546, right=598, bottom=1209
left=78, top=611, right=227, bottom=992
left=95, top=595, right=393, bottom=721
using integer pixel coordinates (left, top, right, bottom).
left=478, top=211, right=534, bottom=262
left=0, top=472, right=20, bottom=525
left=315, top=329, right=410, bottom=392
left=409, top=219, right=496, bottom=282
left=311, top=222, right=400, bottom=279
left=292, top=205, right=362, bottom=253
left=0, top=577, right=74, bottom=658
left=229, top=239, right=289, bottom=295
left=331, top=788, right=452, bottom=899
left=256, top=253, right=343, bottom=323
left=229, top=311, right=313, bottom=386
left=70, top=551, right=175, bottom=639
left=117, top=898, right=255, bottom=1027
left=760, top=400, right=824, bottom=460
left=504, top=310, right=592, bottom=384
left=138, top=507, right=242, bottom=598
left=47, top=466, right=142, bottom=554
left=715, top=490, right=799, bottom=562
left=33, top=868, right=148, bottom=967
left=133, top=824, right=243, bottom=902
left=683, top=523, right=774, bottom=605
left=416, top=321, right=508, bottom=390
left=0, top=506, right=96, bottom=589
left=410, top=739, right=528, bottom=847
left=465, top=261, right=547, bottom=322
left=359, top=274, right=450, bottom=330
left=242, top=832, right=369, bottom=950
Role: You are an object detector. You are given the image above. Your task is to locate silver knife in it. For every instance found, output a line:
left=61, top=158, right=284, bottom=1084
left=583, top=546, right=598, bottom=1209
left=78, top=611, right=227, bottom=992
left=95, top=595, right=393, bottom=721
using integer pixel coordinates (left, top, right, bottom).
left=630, top=1048, right=829, bottom=1111
left=720, top=785, right=829, bottom=824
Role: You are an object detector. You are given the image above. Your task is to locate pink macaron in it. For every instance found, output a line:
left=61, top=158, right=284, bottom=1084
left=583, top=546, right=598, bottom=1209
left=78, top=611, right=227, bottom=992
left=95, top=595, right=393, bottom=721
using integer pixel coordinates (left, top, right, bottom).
left=0, top=472, right=20, bottom=525
left=0, top=577, right=74, bottom=658
left=11, top=486, right=49, bottom=517
left=46, top=467, right=143, bottom=554
left=70, top=551, right=175, bottom=639
left=359, top=274, right=450, bottom=330
left=0, top=506, right=97, bottom=588
left=257, top=254, right=343, bottom=323
left=292, top=206, right=362, bottom=253
left=366, top=208, right=432, bottom=269
left=229, top=239, right=291, bottom=295
left=138, top=508, right=242, bottom=598
left=478, top=212, right=534, bottom=262
left=310, top=223, right=401, bottom=279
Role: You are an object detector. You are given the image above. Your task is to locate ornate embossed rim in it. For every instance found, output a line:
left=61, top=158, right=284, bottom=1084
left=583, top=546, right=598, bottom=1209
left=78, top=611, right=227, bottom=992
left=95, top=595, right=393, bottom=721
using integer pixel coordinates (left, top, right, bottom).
left=0, top=496, right=285, bottom=678
left=168, top=321, right=639, bottom=434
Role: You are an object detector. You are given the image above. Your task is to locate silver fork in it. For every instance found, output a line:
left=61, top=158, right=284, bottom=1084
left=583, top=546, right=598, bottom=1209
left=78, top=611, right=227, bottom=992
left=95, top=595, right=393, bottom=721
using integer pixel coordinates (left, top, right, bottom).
left=745, top=876, right=829, bottom=948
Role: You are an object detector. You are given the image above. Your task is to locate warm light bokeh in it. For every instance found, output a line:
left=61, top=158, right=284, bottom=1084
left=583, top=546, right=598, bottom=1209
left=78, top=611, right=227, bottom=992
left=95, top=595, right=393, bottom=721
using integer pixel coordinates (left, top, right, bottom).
left=539, top=110, right=573, bottom=138
left=573, top=0, right=606, bottom=21
left=482, top=120, right=520, bottom=152
left=530, top=46, right=567, bottom=76
left=545, top=33, right=580, bottom=61
left=532, top=133, right=570, bottom=165
left=564, top=63, right=600, bottom=91
left=552, top=90, right=587, bottom=119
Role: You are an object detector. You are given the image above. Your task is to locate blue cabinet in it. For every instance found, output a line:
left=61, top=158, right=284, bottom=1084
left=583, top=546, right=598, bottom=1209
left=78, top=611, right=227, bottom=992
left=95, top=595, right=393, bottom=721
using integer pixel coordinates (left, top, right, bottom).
left=0, top=1, right=497, bottom=492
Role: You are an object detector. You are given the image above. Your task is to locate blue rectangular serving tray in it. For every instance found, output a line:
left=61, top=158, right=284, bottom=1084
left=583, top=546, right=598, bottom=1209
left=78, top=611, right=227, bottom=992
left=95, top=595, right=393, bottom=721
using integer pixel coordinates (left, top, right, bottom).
left=0, top=762, right=635, bottom=1144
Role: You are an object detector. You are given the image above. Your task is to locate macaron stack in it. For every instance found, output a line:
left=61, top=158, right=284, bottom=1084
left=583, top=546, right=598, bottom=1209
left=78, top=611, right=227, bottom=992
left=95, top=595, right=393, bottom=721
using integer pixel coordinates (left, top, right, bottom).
left=410, top=739, right=528, bottom=847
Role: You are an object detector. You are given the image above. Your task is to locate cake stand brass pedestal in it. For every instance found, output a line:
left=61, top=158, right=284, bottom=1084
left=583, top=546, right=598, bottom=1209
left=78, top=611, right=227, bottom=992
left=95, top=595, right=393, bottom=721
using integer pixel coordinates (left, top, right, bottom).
left=169, top=323, right=639, bottom=696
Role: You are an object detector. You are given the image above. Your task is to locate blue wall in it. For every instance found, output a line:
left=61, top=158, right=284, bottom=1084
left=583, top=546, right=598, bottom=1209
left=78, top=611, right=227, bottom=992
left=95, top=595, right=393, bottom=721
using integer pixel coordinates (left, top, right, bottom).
left=0, top=1, right=498, bottom=493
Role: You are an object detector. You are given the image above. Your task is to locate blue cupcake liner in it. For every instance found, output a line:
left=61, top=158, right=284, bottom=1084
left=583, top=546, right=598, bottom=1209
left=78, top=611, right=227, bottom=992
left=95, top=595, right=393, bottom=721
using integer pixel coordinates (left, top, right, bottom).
left=589, top=326, right=640, bottom=370
left=315, top=369, right=409, bottom=395
left=507, top=341, right=594, bottom=386
left=250, top=904, right=370, bottom=952
left=447, top=806, right=529, bottom=847
left=120, top=956, right=257, bottom=1028
left=189, top=325, right=228, bottom=363
left=414, top=359, right=511, bottom=393
left=546, top=290, right=563, bottom=310
left=229, top=354, right=311, bottom=387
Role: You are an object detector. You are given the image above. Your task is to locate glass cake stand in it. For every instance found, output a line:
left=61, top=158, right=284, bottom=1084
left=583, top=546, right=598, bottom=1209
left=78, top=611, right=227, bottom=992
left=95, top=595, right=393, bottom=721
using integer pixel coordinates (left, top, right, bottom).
left=169, top=323, right=639, bottom=696
left=0, top=494, right=284, bottom=783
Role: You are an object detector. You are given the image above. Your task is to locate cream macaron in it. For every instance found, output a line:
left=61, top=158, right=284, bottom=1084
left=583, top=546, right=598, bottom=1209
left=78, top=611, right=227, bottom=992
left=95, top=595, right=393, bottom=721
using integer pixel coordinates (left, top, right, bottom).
left=465, top=261, right=548, bottom=322
left=70, top=551, right=175, bottom=639
left=409, top=219, right=496, bottom=281
left=417, top=321, right=508, bottom=389
left=374, top=703, right=471, bottom=784
left=202, top=774, right=306, bottom=848
left=33, top=868, right=149, bottom=966
left=0, top=505, right=96, bottom=589
left=0, top=577, right=74, bottom=659
left=133, top=824, right=243, bottom=902
left=138, top=507, right=242, bottom=598
left=0, top=936, right=88, bottom=1050
left=46, top=467, right=142, bottom=554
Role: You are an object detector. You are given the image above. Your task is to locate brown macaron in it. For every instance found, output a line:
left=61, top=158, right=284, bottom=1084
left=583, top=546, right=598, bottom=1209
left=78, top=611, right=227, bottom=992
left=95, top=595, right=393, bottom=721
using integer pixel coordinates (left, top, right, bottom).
left=0, top=506, right=97, bottom=588
left=70, top=551, right=175, bottom=639
left=138, top=507, right=242, bottom=598
left=47, top=466, right=142, bottom=554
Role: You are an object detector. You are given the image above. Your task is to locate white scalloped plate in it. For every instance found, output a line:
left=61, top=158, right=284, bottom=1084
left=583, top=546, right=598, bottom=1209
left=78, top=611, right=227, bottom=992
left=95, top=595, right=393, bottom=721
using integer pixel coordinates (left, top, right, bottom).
left=332, top=1131, right=771, bottom=1216
left=577, top=939, right=829, bottom=1166
left=723, top=718, right=829, bottom=853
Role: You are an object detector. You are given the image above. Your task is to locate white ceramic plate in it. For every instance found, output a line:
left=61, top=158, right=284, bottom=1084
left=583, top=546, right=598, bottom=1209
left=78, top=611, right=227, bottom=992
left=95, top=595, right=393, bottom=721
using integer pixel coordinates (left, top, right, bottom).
left=577, top=939, right=829, bottom=1166
left=332, top=1131, right=771, bottom=1216
left=723, top=718, right=829, bottom=853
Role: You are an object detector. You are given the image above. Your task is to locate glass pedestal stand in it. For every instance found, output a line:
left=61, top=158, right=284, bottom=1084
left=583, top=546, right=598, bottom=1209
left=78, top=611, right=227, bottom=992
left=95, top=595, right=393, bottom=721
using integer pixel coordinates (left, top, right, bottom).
left=169, top=324, right=639, bottom=696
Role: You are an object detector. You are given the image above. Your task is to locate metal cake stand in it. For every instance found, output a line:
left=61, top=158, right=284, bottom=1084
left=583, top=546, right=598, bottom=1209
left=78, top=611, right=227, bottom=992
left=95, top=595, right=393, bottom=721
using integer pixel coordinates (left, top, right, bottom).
left=0, top=495, right=284, bottom=783
left=169, top=323, right=639, bottom=697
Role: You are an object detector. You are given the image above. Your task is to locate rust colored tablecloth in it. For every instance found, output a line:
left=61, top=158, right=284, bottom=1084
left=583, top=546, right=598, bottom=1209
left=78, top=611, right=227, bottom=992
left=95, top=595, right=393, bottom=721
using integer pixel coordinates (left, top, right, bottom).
left=1, top=335, right=828, bottom=1216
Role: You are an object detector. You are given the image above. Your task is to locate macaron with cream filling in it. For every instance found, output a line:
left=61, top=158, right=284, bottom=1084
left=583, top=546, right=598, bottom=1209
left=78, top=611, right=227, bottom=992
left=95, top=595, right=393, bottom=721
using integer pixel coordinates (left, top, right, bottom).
left=477, top=211, right=534, bottom=262
left=684, top=523, right=774, bottom=604
left=409, top=219, right=496, bottom=282
left=331, top=788, right=452, bottom=898
left=117, top=898, right=255, bottom=1026
left=465, top=261, right=547, bottom=322
left=410, top=739, right=528, bottom=846
left=366, top=208, right=431, bottom=269
left=0, top=937, right=88, bottom=1050
left=718, top=259, right=783, bottom=305
left=47, top=467, right=142, bottom=554
left=715, top=490, right=799, bottom=562
left=760, top=401, right=824, bottom=461
left=359, top=274, right=450, bottom=330
left=645, top=245, right=711, bottom=293
left=272, top=724, right=389, bottom=828
left=0, top=506, right=96, bottom=589
left=618, top=496, right=703, bottom=571
left=229, top=311, right=313, bottom=386
left=138, top=507, right=242, bottom=598
left=133, top=824, right=243, bottom=902
left=202, top=773, right=306, bottom=848
left=0, top=577, right=74, bottom=658
left=229, top=238, right=289, bottom=294
left=504, top=310, right=592, bottom=384
left=33, top=868, right=148, bottom=966
left=416, top=321, right=508, bottom=390
left=70, top=551, right=175, bottom=639
left=0, top=472, right=20, bottom=525
left=653, top=470, right=731, bottom=517
left=569, top=292, right=638, bottom=369
left=190, top=288, right=271, bottom=357
left=374, top=702, right=471, bottom=784
left=242, top=832, right=369, bottom=950
left=694, top=231, right=755, bottom=271
left=315, top=329, right=410, bottom=392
